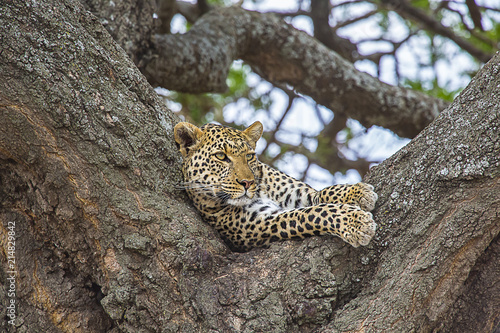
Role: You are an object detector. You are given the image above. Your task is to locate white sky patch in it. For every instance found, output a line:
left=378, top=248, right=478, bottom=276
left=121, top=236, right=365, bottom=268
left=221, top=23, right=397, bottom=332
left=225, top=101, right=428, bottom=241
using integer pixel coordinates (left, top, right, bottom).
left=170, top=14, right=188, bottom=34
left=275, top=152, right=309, bottom=180
left=243, top=0, right=299, bottom=12
left=289, top=15, right=314, bottom=35
left=281, top=98, right=324, bottom=135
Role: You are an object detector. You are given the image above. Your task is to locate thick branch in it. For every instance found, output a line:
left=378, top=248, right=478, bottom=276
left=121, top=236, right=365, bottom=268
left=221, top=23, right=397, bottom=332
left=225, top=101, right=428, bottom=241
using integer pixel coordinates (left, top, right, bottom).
left=0, top=1, right=224, bottom=331
left=328, top=52, right=500, bottom=332
left=81, top=0, right=157, bottom=63
left=144, top=6, right=448, bottom=138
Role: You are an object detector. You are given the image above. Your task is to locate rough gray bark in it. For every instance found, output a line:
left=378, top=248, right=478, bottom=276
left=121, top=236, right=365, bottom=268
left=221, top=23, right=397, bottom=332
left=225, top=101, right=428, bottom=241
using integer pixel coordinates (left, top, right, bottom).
left=142, top=6, right=449, bottom=139
left=327, top=51, right=500, bottom=332
left=1, top=1, right=225, bottom=331
left=0, top=1, right=499, bottom=333
left=81, top=0, right=157, bottom=64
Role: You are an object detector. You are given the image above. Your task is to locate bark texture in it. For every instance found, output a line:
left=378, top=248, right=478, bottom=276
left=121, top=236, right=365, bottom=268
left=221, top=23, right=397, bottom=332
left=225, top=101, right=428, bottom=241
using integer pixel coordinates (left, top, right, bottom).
left=142, top=6, right=449, bottom=139
left=0, top=1, right=226, bottom=332
left=81, top=0, right=157, bottom=64
left=329, top=51, right=500, bottom=332
left=1, top=1, right=499, bottom=333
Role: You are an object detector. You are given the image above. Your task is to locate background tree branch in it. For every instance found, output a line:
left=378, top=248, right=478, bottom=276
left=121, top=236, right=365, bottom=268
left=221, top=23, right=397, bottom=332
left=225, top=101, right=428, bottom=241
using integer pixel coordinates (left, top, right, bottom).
left=310, top=0, right=358, bottom=63
left=379, top=0, right=493, bottom=63
left=143, top=6, right=449, bottom=138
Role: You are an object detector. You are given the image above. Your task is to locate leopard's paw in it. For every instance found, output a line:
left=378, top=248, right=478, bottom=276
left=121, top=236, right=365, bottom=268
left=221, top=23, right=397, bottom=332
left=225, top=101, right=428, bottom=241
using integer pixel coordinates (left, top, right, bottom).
left=350, top=183, right=378, bottom=212
left=342, top=210, right=377, bottom=247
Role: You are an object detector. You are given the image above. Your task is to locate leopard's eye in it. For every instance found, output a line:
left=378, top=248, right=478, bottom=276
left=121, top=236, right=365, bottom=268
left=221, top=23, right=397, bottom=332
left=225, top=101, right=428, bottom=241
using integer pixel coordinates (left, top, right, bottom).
left=246, top=153, right=255, bottom=160
left=214, top=152, right=227, bottom=160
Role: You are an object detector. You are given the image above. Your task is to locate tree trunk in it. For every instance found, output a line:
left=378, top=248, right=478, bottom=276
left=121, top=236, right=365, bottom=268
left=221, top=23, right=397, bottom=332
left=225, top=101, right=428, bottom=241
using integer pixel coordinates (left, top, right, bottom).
left=1, top=1, right=499, bottom=333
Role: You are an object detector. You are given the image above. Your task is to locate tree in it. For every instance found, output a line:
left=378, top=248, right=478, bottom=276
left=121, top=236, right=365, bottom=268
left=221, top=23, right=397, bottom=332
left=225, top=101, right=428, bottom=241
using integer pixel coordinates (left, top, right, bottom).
left=0, top=1, right=499, bottom=333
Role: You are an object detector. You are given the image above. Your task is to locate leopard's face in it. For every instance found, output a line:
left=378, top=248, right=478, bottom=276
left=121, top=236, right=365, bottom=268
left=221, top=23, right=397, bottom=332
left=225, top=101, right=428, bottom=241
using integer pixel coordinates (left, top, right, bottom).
left=174, top=122, right=264, bottom=207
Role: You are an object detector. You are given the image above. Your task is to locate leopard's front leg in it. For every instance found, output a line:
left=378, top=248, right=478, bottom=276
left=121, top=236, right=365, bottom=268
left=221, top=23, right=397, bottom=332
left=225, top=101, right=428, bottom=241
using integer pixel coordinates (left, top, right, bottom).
left=314, top=183, right=378, bottom=211
left=231, top=203, right=377, bottom=250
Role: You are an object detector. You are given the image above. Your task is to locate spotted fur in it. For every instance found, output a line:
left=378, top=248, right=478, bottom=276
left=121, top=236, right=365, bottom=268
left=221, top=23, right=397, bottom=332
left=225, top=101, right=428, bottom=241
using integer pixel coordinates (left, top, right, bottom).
left=174, top=121, right=378, bottom=252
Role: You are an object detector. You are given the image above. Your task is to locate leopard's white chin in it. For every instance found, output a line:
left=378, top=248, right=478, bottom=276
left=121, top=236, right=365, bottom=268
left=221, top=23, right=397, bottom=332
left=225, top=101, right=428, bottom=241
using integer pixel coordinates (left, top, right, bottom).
left=227, top=196, right=253, bottom=207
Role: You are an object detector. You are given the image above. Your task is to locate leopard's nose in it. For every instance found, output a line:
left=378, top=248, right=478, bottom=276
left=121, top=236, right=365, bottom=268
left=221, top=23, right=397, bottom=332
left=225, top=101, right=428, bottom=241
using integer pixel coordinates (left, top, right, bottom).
left=237, top=179, right=254, bottom=189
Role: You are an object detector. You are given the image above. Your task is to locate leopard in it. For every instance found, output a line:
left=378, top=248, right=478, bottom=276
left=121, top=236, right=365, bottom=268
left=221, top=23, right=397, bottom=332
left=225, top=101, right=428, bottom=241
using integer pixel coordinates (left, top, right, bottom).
left=174, top=121, right=378, bottom=252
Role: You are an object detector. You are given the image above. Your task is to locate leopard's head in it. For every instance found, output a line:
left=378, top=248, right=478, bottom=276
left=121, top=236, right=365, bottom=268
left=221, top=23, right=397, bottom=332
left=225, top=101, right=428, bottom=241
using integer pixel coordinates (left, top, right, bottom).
left=174, top=121, right=263, bottom=207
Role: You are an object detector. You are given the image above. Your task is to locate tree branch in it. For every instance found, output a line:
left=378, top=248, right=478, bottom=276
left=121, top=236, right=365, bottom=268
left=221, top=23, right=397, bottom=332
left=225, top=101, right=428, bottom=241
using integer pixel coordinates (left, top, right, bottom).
left=144, top=6, right=449, bottom=138
left=379, top=0, right=492, bottom=63
left=329, top=52, right=500, bottom=332
left=310, top=0, right=358, bottom=62
left=465, top=0, right=484, bottom=31
left=81, top=0, right=157, bottom=63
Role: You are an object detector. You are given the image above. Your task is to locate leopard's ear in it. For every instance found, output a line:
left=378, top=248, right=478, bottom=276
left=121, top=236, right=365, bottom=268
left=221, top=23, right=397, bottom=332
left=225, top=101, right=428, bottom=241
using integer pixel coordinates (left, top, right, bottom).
left=243, top=121, right=263, bottom=146
left=174, top=122, right=203, bottom=157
